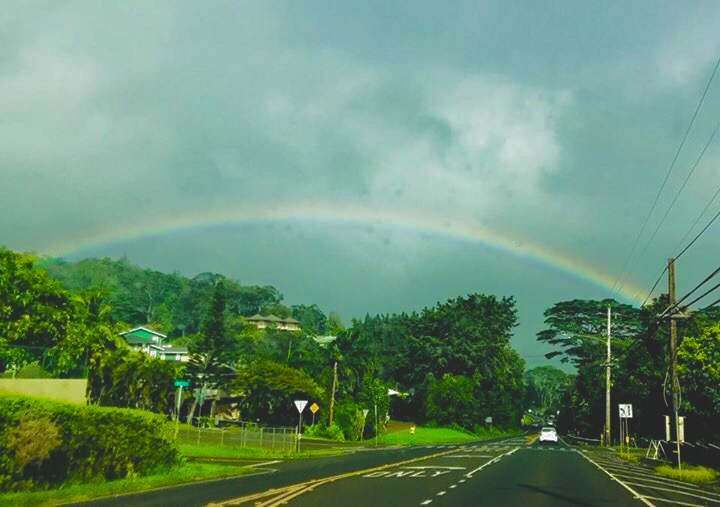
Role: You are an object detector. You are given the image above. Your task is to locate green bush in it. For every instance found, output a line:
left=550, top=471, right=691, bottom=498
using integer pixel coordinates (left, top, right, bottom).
left=0, top=395, right=181, bottom=492
left=304, top=423, right=345, bottom=441
left=334, top=399, right=365, bottom=441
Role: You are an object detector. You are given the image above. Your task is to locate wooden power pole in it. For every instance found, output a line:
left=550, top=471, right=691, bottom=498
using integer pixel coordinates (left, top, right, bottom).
left=605, top=305, right=612, bottom=447
left=329, top=360, right=338, bottom=425
left=668, top=257, right=682, bottom=472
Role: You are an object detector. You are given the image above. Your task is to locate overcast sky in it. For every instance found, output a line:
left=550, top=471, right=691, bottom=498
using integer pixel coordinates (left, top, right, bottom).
left=3, top=1, right=720, bottom=367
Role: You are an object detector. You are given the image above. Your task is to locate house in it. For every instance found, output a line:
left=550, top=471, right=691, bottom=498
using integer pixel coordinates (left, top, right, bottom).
left=119, top=327, right=166, bottom=355
left=119, top=327, right=189, bottom=361
left=246, top=314, right=301, bottom=331
left=156, top=345, right=190, bottom=362
left=312, top=335, right=337, bottom=347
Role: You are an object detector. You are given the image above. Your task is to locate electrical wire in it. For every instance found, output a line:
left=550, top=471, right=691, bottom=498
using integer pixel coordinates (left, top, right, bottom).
left=640, top=190, right=720, bottom=306
left=611, top=52, right=720, bottom=299
left=659, top=264, right=720, bottom=319
left=627, top=122, right=720, bottom=285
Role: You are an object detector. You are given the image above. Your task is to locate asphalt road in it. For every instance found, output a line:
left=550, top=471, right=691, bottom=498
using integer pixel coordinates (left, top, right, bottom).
left=71, top=436, right=719, bottom=507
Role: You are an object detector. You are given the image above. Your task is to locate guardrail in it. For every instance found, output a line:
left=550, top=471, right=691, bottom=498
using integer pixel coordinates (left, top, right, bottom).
left=563, top=434, right=601, bottom=446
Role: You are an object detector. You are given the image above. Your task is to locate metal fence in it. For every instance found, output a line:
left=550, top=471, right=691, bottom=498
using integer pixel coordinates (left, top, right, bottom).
left=178, top=418, right=298, bottom=451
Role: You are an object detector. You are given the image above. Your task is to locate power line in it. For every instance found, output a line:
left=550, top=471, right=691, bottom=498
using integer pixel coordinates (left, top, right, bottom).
left=611, top=52, right=720, bottom=299
left=659, top=264, right=720, bottom=319
left=626, top=122, right=720, bottom=288
left=640, top=186, right=720, bottom=306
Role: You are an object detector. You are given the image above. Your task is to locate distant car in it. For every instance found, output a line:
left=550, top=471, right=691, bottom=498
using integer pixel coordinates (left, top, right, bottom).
left=539, top=426, right=558, bottom=444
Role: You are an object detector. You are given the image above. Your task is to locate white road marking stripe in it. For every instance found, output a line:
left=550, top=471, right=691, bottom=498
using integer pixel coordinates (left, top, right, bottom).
left=420, top=500, right=433, bottom=505
left=449, top=485, right=457, bottom=489
left=622, top=481, right=720, bottom=504
left=437, top=491, right=446, bottom=496
left=640, top=495, right=718, bottom=507
left=606, top=470, right=720, bottom=496
left=246, top=460, right=283, bottom=468
left=577, top=451, right=656, bottom=507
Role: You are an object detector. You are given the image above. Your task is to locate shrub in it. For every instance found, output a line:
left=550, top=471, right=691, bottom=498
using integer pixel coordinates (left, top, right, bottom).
left=334, top=399, right=365, bottom=441
left=304, top=423, right=345, bottom=441
left=0, top=395, right=181, bottom=492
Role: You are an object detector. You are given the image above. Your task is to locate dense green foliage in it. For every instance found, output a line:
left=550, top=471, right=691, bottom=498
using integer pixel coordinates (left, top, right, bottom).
left=524, top=366, right=573, bottom=414
left=41, top=257, right=284, bottom=336
left=334, top=294, right=525, bottom=432
left=87, top=347, right=181, bottom=413
left=4, top=249, right=525, bottom=444
left=232, top=360, right=322, bottom=425
left=0, top=250, right=75, bottom=373
left=0, top=395, right=180, bottom=491
left=538, top=298, right=720, bottom=442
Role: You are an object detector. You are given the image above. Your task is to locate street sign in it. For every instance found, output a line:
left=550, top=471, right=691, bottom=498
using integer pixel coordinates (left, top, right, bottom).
left=485, top=416, right=493, bottom=424
left=362, top=409, right=369, bottom=417
left=619, top=404, right=633, bottom=418
left=294, top=400, right=308, bottom=413
left=174, top=380, right=189, bottom=387
left=309, top=403, right=319, bottom=414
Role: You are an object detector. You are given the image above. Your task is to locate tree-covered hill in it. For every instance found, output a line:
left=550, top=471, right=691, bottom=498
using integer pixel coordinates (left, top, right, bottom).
left=39, top=257, right=298, bottom=337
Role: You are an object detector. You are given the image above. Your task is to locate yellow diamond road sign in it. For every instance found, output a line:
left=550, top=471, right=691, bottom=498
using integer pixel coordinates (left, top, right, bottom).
left=309, top=403, right=319, bottom=414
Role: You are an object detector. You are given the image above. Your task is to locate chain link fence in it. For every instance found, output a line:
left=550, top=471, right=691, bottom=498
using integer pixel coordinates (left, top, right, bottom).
left=178, top=418, right=298, bottom=451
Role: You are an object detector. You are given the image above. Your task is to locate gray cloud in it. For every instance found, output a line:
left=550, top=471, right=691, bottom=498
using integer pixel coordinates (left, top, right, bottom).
left=3, top=1, right=720, bottom=363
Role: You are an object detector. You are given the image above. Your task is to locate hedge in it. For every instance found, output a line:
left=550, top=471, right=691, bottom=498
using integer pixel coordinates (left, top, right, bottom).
left=0, top=395, right=181, bottom=491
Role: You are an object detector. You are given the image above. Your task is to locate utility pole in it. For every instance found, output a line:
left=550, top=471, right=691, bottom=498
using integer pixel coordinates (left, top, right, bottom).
left=329, top=360, right=338, bottom=425
left=668, top=257, right=682, bottom=473
left=605, top=305, right=612, bottom=447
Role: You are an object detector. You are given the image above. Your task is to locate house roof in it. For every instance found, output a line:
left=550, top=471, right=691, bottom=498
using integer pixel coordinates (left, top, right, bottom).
left=160, top=346, right=189, bottom=354
left=246, top=314, right=300, bottom=324
left=119, top=326, right=167, bottom=339
left=313, top=335, right=337, bottom=346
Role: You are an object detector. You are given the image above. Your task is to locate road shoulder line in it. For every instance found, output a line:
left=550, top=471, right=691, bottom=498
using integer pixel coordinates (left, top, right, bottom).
left=578, top=450, right=656, bottom=507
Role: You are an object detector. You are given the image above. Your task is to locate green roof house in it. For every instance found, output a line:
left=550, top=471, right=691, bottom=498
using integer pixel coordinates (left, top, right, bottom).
left=119, top=327, right=167, bottom=355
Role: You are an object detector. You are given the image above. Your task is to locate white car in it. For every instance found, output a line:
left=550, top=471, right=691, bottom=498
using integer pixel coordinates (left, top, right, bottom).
left=539, top=427, right=558, bottom=444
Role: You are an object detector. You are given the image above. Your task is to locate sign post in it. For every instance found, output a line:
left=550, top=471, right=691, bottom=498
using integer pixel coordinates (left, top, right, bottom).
left=173, top=380, right=189, bottom=439
left=362, top=409, right=369, bottom=441
left=294, top=400, right=308, bottom=452
left=309, top=402, right=319, bottom=426
left=619, top=404, right=633, bottom=458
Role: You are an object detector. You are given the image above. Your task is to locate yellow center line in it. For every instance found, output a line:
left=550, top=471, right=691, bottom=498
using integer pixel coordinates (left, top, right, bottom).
left=207, top=448, right=461, bottom=506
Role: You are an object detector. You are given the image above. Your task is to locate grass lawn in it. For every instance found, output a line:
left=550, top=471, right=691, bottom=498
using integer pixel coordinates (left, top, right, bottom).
left=0, top=463, right=252, bottom=507
left=178, top=442, right=350, bottom=459
left=656, top=463, right=719, bottom=484
left=373, top=425, right=517, bottom=445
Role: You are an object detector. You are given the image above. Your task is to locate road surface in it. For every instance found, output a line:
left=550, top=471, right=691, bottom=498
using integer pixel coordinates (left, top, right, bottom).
left=71, top=436, right=720, bottom=506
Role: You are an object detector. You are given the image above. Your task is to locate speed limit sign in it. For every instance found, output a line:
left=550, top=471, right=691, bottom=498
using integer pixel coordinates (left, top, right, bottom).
left=618, top=404, right=633, bottom=418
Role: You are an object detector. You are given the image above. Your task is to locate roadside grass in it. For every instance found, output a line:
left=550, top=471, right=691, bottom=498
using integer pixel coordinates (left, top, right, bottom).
left=0, top=463, right=252, bottom=507
left=656, top=464, right=719, bottom=484
left=373, top=425, right=516, bottom=445
left=613, top=447, right=644, bottom=463
left=178, top=442, right=349, bottom=459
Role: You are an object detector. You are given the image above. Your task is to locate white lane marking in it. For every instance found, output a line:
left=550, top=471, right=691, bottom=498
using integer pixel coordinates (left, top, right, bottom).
left=437, top=491, right=446, bottom=496
left=465, top=447, right=519, bottom=477
left=604, top=469, right=720, bottom=495
left=246, top=460, right=283, bottom=468
left=458, top=479, right=466, bottom=483
left=449, top=485, right=457, bottom=489
left=403, top=466, right=466, bottom=470
left=420, top=500, right=433, bottom=505
left=621, top=481, right=720, bottom=504
left=640, top=495, right=718, bottom=507
left=578, top=451, right=656, bottom=507
left=443, top=454, right=493, bottom=458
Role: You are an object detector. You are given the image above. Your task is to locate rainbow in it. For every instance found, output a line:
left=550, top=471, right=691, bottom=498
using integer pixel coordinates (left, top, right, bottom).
left=40, top=202, right=645, bottom=304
